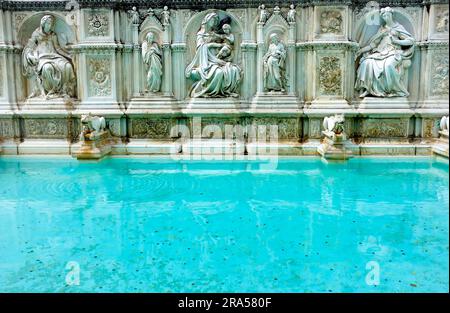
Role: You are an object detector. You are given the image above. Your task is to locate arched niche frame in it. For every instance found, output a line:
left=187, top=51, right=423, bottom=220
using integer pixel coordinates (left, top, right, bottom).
left=353, top=8, right=418, bottom=99
left=183, top=9, right=244, bottom=95
left=183, top=9, right=244, bottom=65
left=18, top=12, right=78, bottom=100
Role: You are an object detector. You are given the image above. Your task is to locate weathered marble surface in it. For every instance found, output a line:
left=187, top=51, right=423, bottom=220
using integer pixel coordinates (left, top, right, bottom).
left=0, top=0, right=448, bottom=157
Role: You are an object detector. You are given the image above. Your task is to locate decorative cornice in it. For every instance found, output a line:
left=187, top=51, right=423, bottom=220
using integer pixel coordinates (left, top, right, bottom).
left=0, top=0, right=443, bottom=11
left=296, top=41, right=359, bottom=51
left=70, top=43, right=122, bottom=52
left=417, top=41, right=450, bottom=50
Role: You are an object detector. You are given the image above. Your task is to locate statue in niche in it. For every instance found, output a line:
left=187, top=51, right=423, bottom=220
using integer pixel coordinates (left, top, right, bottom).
left=258, top=4, right=269, bottom=24
left=161, top=6, right=170, bottom=25
left=22, top=15, right=76, bottom=99
left=287, top=4, right=296, bottom=23
left=185, top=12, right=242, bottom=98
left=263, top=33, right=287, bottom=92
left=142, top=31, right=163, bottom=93
left=355, top=7, right=415, bottom=98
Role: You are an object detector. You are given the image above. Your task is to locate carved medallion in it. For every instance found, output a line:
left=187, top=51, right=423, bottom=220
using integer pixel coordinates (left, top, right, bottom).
left=88, top=12, right=109, bottom=37
left=88, top=56, right=112, bottom=97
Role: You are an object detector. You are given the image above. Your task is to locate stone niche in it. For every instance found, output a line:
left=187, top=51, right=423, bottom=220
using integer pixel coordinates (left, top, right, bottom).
left=0, top=0, right=448, bottom=156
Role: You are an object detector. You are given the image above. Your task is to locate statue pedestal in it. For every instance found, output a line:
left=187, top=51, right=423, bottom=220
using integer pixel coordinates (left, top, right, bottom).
left=357, top=97, right=411, bottom=111
left=73, top=131, right=112, bottom=160
left=127, top=95, right=179, bottom=114
left=20, top=98, right=79, bottom=113
left=184, top=98, right=244, bottom=112
left=317, top=131, right=353, bottom=161
left=251, top=93, right=301, bottom=112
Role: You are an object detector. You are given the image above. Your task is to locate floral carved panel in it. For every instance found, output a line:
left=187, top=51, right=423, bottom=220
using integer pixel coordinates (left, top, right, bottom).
left=24, top=119, right=67, bottom=139
left=131, top=119, right=175, bottom=139
left=88, top=55, right=112, bottom=97
left=0, top=119, right=14, bottom=138
left=431, top=53, right=449, bottom=96
left=362, top=119, right=409, bottom=138
left=251, top=118, right=300, bottom=140
left=435, top=9, right=449, bottom=33
left=318, top=56, right=342, bottom=96
left=87, top=12, right=110, bottom=37
left=0, top=56, right=3, bottom=97
left=320, top=10, right=343, bottom=34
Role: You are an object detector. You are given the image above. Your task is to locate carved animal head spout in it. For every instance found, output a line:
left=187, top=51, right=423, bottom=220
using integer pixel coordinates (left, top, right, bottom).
left=323, top=114, right=345, bottom=135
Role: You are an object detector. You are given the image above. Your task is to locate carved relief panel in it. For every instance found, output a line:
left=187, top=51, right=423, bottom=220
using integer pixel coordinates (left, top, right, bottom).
left=24, top=119, right=68, bottom=139
left=362, top=119, right=409, bottom=138
left=430, top=51, right=449, bottom=97
left=0, top=55, right=4, bottom=98
left=81, top=9, right=113, bottom=41
left=87, top=55, right=112, bottom=98
left=318, top=55, right=342, bottom=96
left=429, top=4, right=449, bottom=40
left=314, top=6, right=347, bottom=40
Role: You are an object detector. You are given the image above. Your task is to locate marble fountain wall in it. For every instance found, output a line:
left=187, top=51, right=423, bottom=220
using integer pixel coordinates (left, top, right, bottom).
left=0, top=0, right=448, bottom=157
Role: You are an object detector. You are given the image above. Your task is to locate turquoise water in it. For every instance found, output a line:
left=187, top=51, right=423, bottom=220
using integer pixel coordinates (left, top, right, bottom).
left=0, top=156, right=448, bottom=293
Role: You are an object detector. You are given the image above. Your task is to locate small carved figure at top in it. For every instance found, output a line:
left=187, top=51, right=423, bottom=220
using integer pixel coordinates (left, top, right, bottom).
left=263, top=33, right=287, bottom=92
left=258, top=4, right=269, bottom=24
left=287, top=4, right=296, bottom=23
left=161, top=6, right=170, bottom=25
left=128, top=6, right=140, bottom=26
left=355, top=7, right=415, bottom=98
left=22, top=15, right=76, bottom=99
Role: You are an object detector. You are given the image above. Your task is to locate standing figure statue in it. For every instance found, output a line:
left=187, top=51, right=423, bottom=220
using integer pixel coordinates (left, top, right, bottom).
left=263, top=33, right=287, bottom=92
left=22, top=15, right=76, bottom=99
left=161, top=6, right=170, bottom=25
left=128, top=6, right=141, bottom=26
left=258, top=4, right=269, bottom=24
left=287, top=4, right=296, bottom=23
left=355, top=7, right=415, bottom=98
left=142, top=31, right=163, bottom=93
left=185, top=12, right=242, bottom=98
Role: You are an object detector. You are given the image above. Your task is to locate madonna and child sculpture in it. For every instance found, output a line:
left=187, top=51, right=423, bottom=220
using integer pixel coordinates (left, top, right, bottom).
left=22, top=15, right=77, bottom=99
left=185, top=12, right=242, bottom=98
left=355, top=7, right=415, bottom=98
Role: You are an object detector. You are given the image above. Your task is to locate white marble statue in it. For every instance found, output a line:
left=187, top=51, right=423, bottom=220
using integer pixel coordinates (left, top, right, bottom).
left=81, top=113, right=106, bottom=140
left=161, top=6, right=170, bottom=25
left=142, top=31, right=163, bottom=93
left=128, top=6, right=141, bottom=26
left=185, top=12, right=242, bottom=98
left=22, top=15, right=76, bottom=99
left=287, top=4, right=296, bottom=23
left=263, top=33, right=287, bottom=92
left=258, top=4, right=269, bottom=24
left=323, top=114, right=345, bottom=135
left=355, top=7, right=415, bottom=98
